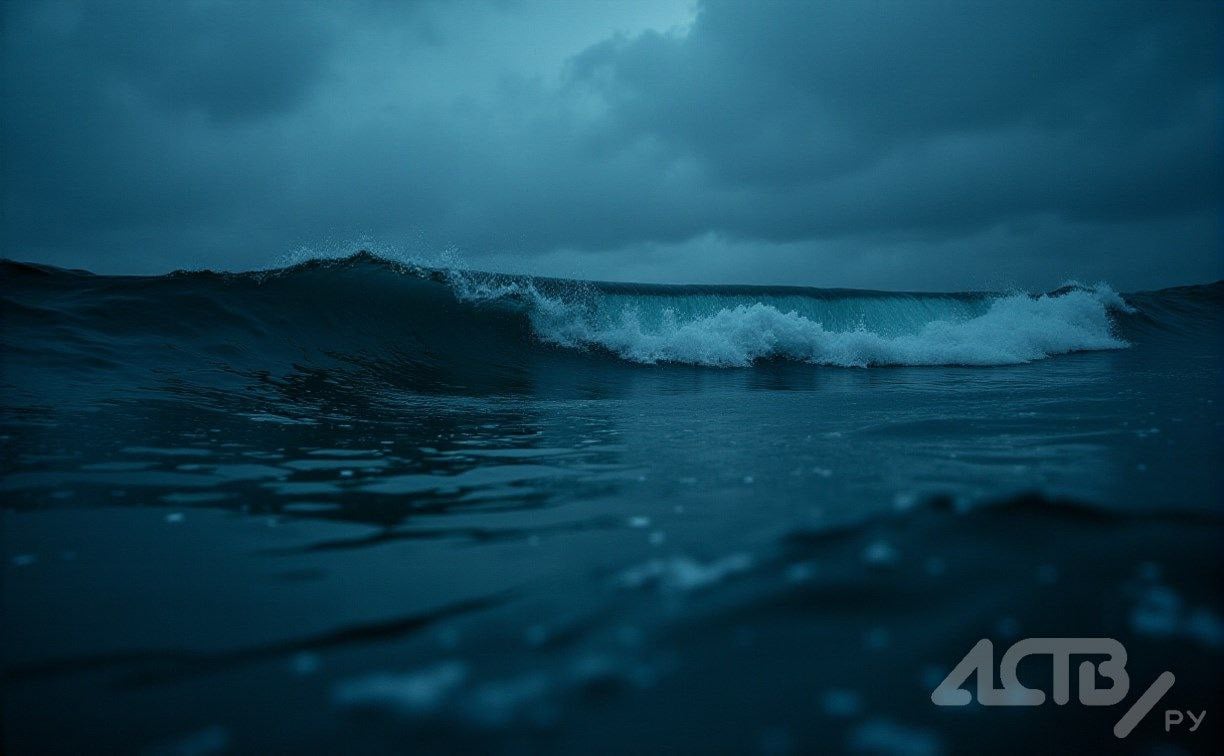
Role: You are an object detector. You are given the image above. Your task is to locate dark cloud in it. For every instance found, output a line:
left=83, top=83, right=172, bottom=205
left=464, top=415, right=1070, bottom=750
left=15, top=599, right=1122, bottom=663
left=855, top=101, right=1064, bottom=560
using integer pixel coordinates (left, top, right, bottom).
left=565, top=0, right=1221, bottom=236
left=4, top=1, right=335, bottom=121
left=86, top=2, right=334, bottom=121
left=1, top=0, right=1220, bottom=290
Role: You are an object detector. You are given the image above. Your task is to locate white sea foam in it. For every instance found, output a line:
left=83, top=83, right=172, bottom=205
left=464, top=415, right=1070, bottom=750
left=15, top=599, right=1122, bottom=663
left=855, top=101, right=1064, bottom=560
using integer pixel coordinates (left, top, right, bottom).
left=616, top=553, right=754, bottom=592
left=332, top=661, right=469, bottom=715
left=449, top=272, right=1131, bottom=368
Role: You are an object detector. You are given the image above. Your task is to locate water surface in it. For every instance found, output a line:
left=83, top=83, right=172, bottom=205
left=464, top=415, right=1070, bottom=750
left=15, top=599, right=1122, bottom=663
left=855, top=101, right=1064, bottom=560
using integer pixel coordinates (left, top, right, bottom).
left=2, top=256, right=1221, bottom=753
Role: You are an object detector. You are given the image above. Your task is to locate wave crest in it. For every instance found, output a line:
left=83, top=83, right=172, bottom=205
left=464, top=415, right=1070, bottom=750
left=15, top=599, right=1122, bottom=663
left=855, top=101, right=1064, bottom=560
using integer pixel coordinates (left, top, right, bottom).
left=2, top=253, right=1170, bottom=382
left=449, top=272, right=1131, bottom=367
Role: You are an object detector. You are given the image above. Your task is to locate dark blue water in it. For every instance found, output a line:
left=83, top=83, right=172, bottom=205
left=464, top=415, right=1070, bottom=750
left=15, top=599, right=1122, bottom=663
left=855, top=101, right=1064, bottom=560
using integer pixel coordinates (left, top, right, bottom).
left=2, top=255, right=1221, bottom=754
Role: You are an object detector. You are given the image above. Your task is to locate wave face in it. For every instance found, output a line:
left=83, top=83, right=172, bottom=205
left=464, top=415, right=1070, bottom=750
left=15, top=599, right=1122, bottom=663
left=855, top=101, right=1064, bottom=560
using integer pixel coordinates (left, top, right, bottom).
left=1, top=253, right=1218, bottom=398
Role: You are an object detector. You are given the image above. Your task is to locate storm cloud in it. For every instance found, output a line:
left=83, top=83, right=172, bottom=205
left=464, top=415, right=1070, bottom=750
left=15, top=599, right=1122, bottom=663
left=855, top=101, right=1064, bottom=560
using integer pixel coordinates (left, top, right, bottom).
left=2, top=0, right=1220, bottom=290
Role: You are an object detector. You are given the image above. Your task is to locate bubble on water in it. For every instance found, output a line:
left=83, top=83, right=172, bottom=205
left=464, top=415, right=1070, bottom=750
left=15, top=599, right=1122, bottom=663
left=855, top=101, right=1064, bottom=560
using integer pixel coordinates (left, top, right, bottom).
left=333, top=661, right=469, bottom=716
left=820, top=688, right=863, bottom=718
left=847, top=719, right=944, bottom=756
left=924, top=557, right=946, bottom=577
left=149, top=726, right=230, bottom=756
left=617, top=553, right=753, bottom=593
left=864, top=627, right=891, bottom=651
left=525, top=625, right=549, bottom=647
left=863, top=541, right=898, bottom=567
left=919, top=664, right=947, bottom=690
left=995, top=616, right=1021, bottom=639
left=290, top=652, right=320, bottom=676
left=786, top=561, right=816, bottom=583
left=758, top=727, right=794, bottom=755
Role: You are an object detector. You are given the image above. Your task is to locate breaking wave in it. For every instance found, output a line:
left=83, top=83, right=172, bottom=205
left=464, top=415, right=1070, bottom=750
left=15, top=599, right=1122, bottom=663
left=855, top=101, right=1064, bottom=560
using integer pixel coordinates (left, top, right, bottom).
left=447, top=271, right=1133, bottom=367
left=2, top=252, right=1217, bottom=400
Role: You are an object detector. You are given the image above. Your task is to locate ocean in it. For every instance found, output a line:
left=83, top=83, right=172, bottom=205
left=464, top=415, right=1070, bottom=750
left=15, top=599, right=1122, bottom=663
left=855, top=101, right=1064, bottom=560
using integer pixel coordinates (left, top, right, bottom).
left=2, top=253, right=1221, bottom=754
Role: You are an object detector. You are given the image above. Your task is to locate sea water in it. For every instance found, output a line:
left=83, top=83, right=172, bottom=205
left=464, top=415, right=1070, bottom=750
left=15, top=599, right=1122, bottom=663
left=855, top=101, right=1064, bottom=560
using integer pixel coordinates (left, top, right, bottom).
left=2, top=254, right=1221, bottom=753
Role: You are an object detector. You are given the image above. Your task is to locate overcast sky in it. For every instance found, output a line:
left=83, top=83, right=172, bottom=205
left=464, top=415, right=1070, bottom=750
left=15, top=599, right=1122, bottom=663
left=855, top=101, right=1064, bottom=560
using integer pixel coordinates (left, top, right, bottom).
left=2, top=0, right=1220, bottom=291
